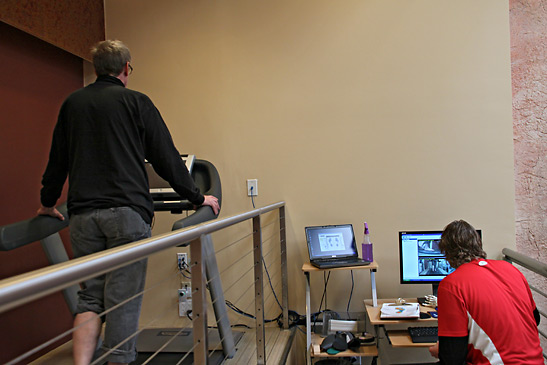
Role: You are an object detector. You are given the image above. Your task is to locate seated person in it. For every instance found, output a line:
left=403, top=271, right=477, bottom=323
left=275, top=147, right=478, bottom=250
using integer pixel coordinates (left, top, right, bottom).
left=429, top=220, right=543, bottom=364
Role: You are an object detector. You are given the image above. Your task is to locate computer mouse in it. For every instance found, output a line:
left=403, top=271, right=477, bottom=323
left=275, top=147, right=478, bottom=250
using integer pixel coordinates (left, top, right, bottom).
left=320, top=334, right=336, bottom=352
left=332, top=333, right=349, bottom=351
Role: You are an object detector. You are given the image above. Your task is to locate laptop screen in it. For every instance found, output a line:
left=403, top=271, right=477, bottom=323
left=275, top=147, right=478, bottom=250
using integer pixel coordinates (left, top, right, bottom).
left=305, top=224, right=358, bottom=260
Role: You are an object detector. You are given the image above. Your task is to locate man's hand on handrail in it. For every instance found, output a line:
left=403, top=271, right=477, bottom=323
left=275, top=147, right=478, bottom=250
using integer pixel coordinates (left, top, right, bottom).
left=37, top=205, right=65, bottom=221
left=201, top=195, right=220, bottom=215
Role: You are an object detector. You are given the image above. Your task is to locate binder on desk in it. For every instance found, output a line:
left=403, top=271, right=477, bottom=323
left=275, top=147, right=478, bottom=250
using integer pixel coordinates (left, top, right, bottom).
left=380, top=302, right=420, bottom=319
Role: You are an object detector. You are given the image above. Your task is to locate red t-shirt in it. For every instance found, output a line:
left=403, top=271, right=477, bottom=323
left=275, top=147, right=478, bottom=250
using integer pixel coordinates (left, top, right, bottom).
left=438, top=259, right=543, bottom=364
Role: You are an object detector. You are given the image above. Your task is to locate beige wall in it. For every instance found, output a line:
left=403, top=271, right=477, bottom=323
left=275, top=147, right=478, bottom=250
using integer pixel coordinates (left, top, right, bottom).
left=105, top=0, right=515, bottom=319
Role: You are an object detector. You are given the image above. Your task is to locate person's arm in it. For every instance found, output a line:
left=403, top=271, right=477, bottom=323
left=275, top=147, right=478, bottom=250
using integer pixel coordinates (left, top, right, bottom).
left=437, top=336, right=468, bottom=365
left=37, top=205, right=65, bottom=221
left=435, top=281, right=469, bottom=365
left=201, top=195, right=220, bottom=215
left=39, top=110, right=69, bottom=219
left=141, top=100, right=206, bottom=206
left=429, top=341, right=439, bottom=358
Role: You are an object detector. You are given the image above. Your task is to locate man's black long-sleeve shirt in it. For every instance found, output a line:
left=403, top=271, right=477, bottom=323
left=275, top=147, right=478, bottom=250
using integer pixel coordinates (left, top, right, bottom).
left=41, top=75, right=204, bottom=224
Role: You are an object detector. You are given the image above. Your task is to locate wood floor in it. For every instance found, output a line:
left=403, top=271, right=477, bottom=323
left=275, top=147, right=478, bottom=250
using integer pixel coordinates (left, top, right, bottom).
left=224, top=326, right=295, bottom=364
left=31, top=326, right=296, bottom=365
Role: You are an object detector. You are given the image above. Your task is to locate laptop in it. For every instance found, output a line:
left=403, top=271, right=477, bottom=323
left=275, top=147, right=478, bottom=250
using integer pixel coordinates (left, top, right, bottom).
left=305, top=224, right=371, bottom=269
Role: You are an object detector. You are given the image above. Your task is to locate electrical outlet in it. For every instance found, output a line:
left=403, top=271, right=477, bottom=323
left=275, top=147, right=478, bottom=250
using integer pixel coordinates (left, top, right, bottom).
left=177, top=253, right=187, bottom=270
left=247, top=179, right=258, bottom=196
left=178, top=284, right=192, bottom=317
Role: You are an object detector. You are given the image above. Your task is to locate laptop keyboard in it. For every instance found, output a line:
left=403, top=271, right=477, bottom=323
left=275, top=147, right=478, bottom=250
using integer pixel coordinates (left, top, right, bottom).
left=408, top=326, right=438, bottom=343
left=313, top=259, right=370, bottom=268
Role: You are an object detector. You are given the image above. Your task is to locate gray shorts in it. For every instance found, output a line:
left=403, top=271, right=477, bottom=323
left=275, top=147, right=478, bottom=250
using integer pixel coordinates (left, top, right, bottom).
left=70, top=207, right=151, bottom=363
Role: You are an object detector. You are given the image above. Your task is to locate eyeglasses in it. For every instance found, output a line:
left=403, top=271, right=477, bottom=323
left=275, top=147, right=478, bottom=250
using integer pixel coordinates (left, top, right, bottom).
left=128, top=63, right=133, bottom=75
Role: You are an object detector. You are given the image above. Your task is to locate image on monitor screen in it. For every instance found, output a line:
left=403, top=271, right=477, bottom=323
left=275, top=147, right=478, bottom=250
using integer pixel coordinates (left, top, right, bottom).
left=399, top=231, right=450, bottom=285
left=418, top=257, right=454, bottom=277
left=399, top=230, right=481, bottom=295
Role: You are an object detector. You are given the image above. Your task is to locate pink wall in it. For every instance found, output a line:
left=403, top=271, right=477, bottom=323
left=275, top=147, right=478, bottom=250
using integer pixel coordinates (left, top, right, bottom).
left=510, top=0, right=546, bottom=266
left=510, top=0, right=547, bottom=350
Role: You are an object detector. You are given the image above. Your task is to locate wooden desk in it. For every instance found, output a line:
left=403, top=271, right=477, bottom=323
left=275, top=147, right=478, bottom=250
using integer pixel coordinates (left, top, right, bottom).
left=302, top=261, right=379, bottom=364
left=364, top=298, right=437, bottom=348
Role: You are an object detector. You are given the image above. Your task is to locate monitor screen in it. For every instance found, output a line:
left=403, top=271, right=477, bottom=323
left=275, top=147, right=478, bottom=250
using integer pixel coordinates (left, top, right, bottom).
left=399, top=231, right=452, bottom=285
left=399, top=230, right=482, bottom=287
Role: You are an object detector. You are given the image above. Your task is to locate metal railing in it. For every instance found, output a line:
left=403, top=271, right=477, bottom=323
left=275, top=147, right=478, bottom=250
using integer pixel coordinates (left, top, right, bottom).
left=502, top=248, right=547, bottom=360
left=0, top=201, right=288, bottom=364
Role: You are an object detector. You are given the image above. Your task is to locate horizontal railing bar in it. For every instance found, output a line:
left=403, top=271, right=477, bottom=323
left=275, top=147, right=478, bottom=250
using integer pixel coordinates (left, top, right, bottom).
left=529, top=284, right=547, bottom=299
left=0, top=202, right=285, bottom=314
left=502, top=248, right=547, bottom=277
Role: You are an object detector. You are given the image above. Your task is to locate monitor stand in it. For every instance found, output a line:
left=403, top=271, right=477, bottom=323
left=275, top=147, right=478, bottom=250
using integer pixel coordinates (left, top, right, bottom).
left=432, top=283, right=439, bottom=297
left=418, top=283, right=439, bottom=306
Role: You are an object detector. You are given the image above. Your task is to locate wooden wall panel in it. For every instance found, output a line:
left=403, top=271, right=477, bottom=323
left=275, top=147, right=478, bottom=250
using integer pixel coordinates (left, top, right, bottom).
left=0, top=0, right=104, bottom=60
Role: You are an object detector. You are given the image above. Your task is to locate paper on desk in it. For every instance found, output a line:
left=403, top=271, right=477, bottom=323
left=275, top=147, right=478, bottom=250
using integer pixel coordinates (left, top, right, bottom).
left=380, top=302, right=420, bottom=319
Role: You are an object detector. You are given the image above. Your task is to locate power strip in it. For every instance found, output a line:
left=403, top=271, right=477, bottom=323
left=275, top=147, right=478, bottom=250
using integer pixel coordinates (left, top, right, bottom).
left=178, top=285, right=192, bottom=316
left=329, top=319, right=363, bottom=332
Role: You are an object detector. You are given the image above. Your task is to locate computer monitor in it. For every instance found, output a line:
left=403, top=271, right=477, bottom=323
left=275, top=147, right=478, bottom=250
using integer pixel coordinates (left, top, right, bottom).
left=399, top=230, right=453, bottom=296
left=399, top=230, right=481, bottom=296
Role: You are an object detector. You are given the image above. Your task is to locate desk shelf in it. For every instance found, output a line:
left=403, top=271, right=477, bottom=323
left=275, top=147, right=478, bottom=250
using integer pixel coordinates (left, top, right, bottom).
left=303, top=262, right=379, bottom=364
left=302, top=261, right=379, bottom=273
left=364, top=298, right=438, bottom=351
left=310, top=333, right=378, bottom=357
left=364, top=298, right=437, bottom=325
left=386, top=330, right=436, bottom=347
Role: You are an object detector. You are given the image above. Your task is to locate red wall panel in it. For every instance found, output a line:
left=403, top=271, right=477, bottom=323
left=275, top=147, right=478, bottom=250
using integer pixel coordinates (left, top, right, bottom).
left=0, top=21, right=82, bottom=364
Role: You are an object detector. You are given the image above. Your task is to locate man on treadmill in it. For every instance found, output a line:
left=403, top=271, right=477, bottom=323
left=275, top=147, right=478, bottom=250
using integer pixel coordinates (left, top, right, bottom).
left=38, top=40, right=219, bottom=365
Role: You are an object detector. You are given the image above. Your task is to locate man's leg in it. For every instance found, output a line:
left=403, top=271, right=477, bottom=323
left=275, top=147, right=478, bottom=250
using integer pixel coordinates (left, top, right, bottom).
left=100, top=207, right=151, bottom=364
left=70, top=211, right=107, bottom=365
left=73, top=311, right=102, bottom=365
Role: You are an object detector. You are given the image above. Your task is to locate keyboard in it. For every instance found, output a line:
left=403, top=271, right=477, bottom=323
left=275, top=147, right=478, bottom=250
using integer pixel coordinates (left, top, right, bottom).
left=311, top=259, right=371, bottom=269
left=408, top=326, right=438, bottom=343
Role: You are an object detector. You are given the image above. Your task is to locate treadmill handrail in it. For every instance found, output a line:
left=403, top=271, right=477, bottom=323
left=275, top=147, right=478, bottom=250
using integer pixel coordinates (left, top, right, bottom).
left=0, top=204, right=69, bottom=251
left=172, top=159, right=222, bottom=230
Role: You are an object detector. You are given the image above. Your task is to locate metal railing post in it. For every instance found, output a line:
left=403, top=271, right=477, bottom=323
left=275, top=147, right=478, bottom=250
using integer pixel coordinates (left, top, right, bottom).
left=279, top=206, right=289, bottom=329
left=252, top=215, right=266, bottom=364
left=191, top=236, right=208, bottom=364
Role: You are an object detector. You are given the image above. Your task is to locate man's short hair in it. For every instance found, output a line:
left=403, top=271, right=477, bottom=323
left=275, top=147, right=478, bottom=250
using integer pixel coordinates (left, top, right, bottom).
left=91, top=40, right=131, bottom=77
left=439, top=220, right=486, bottom=268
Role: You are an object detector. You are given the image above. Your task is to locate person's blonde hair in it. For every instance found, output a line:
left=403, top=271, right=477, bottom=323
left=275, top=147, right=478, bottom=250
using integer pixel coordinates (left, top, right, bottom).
left=91, top=40, right=131, bottom=76
left=439, top=220, right=486, bottom=268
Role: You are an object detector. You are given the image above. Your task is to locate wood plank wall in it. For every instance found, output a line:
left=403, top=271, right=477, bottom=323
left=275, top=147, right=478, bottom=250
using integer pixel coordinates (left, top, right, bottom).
left=0, top=0, right=105, bottom=60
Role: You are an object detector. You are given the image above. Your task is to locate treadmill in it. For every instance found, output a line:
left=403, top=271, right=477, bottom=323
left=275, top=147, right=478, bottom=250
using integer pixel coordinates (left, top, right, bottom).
left=0, top=156, right=237, bottom=363
left=137, top=156, right=239, bottom=362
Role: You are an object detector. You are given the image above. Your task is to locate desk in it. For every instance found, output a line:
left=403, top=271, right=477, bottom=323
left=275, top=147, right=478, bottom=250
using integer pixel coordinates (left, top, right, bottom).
left=302, top=262, right=379, bottom=364
left=364, top=298, right=437, bottom=348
